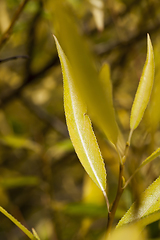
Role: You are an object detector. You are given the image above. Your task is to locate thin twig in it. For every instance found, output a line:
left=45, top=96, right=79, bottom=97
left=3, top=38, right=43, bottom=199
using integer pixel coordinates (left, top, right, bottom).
left=106, top=129, right=133, bottom=235
left=0, top=0, right=30, bottom=50
left=0, top=54, right=59, bottom=107
left=106, top=163, right=124, bottom=236
left=0, top=55, right=29, bottom=63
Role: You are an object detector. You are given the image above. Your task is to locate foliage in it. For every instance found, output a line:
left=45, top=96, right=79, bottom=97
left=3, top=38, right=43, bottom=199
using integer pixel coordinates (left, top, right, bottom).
left=0, top=0, right=160, bottom=240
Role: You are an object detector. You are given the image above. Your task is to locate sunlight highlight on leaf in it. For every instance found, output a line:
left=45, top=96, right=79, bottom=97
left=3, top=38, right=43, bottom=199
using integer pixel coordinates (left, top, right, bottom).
left=130, top=34, right=155, bottom=131
left=47, top=0, right=119, bottom=147
left=54, top=36, right=107, bottom=196
left=117, top=175, right=160, bottom=228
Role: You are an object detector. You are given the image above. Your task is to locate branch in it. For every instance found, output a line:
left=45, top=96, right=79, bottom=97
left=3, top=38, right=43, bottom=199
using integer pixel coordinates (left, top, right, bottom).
left=0, top=54, right=59, bottom=107
left=0, top=55, right=29, bottom=63
left=94, top=20, right=160, bottom=56
left=0, top=0, right=30, bottom=50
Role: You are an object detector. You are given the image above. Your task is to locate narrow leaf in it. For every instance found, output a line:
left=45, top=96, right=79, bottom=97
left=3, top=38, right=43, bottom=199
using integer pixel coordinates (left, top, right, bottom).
left=54, top=36, right=107, bottom=194
left=99, top=63, right=125, bottom=155
left=125, top=148, right=160, bottom=187
left=104, top=225, right=145, bottom=240
left=0, top=206, right=36, bottom=240
left=130, top=34, right=155, bottom=130
left=138, top=147, right=160, bottom=170
left=117, top=175, right=160, bottom=227
left=46, top=0, right=119, bottom=146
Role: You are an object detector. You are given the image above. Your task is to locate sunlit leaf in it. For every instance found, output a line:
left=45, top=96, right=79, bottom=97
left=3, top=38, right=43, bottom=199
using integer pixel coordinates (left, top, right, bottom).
left=145, top=39, right=160, bottom=131
left=82, top=174, right=105, bottom=205
left=130, top=34, right=155, bottom=131
left=32, top=229, right=41, bottom=240
left=117, top=175, right=160, bottom=228
left=138, top=147, right=160, bottom=171
left=125, top=148, right=160, bottom=187
left=46, top=0, right=119, bottom=147
left=99, top=63, right=125, bottom=155
left=103, top=225, right=146, bottom=240
left=0, top=206, right=36, bottom=240
left=54, top=36, right=107, bottom=195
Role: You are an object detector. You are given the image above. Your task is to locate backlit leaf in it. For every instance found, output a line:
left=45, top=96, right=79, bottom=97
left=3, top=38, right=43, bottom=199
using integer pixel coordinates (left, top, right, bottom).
left=103, top=225, right=146, bottom=240
left=99, top=63, right=125, bottom=155
left=117, top=175, right=160, bottom=228
left=130, top=34, right=155, bottom=131
left=125, top=148, right=160, bottom=187
left=46, top=0, right=119, bottom=147
left=138, top=147, right=160, bottom=171
left=54, top=36, right=107, bottom=194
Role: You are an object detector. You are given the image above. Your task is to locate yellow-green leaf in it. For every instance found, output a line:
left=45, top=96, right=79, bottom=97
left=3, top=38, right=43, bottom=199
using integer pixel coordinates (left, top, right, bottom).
left=130, top=34, right=155, bottom=130
left=124, top=148, right=160, bottom=187
left=138, top=147, right=160, bottom=170
left=103, top=225, right=146, bottom=240
left=99, top=63, right=125, bottom=155
left=54, top=36, right=107, bottom=194
left=117, top=175, right=160, bottom=228
left=46, top=0, right=119, bottom=147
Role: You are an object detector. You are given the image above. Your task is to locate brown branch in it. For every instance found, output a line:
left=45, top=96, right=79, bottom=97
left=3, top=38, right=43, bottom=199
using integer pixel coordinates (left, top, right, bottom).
left=94, top=20, right=160, bottom=56
left=0, top=54, right=59, bottom=107
left=0, top=0, right=30, bottom=50
left=106, top=163, right=124, bottom=236
left=0, top=55, right=29, bottom=63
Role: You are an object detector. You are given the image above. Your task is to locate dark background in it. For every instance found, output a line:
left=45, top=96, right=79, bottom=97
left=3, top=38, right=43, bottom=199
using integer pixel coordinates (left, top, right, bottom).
left=0, top=0, right=160, bottom=239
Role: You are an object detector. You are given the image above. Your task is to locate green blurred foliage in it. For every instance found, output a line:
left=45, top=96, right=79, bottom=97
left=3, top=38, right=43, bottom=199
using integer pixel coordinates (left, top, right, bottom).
left=0, top=0, right=160, bottom=239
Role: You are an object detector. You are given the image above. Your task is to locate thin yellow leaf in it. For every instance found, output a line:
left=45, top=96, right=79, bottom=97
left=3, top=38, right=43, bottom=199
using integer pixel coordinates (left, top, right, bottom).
left=117, top=175, right=160, bottom=228
left=54, top=36, right=107, bottom=195
left=130, top=34, right=155, bottom=130
left=99, top=63, right=125, bottom=155
left=46, top=0, right=119, bottom=147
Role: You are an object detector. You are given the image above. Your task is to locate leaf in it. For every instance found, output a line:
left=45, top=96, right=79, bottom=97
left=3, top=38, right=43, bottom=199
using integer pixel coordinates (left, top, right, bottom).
left=99, top=63, right=113, bottom=106
left=103, top=225, right=146, bottom=240
left=54, top=36, right=107, bottom=195
left=0, top=206, right=36, bottom=240
left=99, top=63, right=125, bottom=155
left=145, top=39, right=160, bottom=131
left=125, top=148, right=160, bottom=187
left=117, top=175, right=160, bottom=228
left=130, top=34, right=155, bottom=131
left=32, top=229, right=41, bottom=240
left=46, top=0, right=119, bottom=146
left=138, top=147, right=160, bottom=170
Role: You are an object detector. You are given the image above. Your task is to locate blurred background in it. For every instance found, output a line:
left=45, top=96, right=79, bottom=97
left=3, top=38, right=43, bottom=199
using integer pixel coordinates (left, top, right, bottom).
left=0, top=0, right=160, bottom=239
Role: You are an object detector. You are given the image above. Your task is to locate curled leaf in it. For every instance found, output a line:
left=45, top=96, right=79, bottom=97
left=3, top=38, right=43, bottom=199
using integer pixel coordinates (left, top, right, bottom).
left=130, top=34, right=155, bottom=131
left=54, top=36, right=107, bottom=194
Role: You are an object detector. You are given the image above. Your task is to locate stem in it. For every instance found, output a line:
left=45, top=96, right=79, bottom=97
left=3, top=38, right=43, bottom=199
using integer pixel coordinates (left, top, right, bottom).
left=122, top=129, right=133, bottom=164
left=0, top=0, right=30, bottom=50
left=106, top=129, right=133, bottom=236
left=0, top=55, right=29, bottom=63
left=103, top=190, right=110, bottom=213
left=106, top=163, right=124, bottom=236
